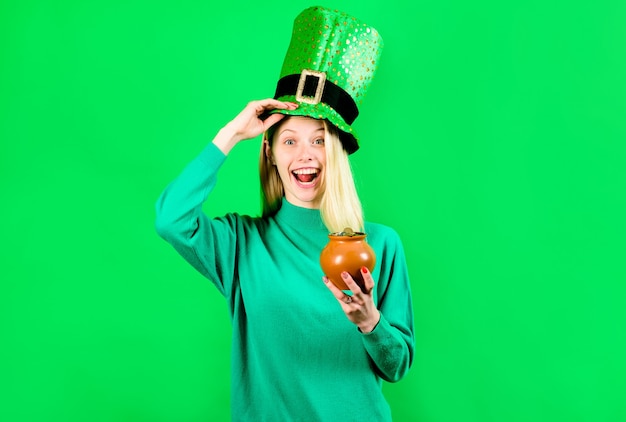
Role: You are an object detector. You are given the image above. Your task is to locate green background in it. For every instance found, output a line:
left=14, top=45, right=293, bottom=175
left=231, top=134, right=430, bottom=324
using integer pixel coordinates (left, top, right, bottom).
left=2, top=0, right=625, bottom=421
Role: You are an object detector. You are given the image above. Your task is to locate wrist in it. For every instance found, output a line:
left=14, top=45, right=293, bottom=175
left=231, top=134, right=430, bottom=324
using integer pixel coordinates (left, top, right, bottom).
left=212, top=125, right=242, bottom=155
left=358, top=310, right=381, bottom=334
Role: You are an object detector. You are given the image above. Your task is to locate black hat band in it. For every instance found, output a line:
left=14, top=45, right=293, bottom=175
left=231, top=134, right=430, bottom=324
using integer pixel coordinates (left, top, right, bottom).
left=273, top=71, right=359, bottom=125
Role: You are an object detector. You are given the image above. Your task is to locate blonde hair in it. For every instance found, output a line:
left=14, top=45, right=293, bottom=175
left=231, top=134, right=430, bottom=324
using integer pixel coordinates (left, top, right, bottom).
left=259, top=118, right=364, bottom=233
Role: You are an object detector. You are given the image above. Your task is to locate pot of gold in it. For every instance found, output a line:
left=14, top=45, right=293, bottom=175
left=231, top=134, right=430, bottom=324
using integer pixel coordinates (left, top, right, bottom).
left=320, top=228, right=376, bottom=291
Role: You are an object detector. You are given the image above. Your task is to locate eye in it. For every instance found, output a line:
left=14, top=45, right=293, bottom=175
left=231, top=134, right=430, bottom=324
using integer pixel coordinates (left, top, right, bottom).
left=312, top=138, right=325, bottom=146
left=284, top=138, right=295, bottom=145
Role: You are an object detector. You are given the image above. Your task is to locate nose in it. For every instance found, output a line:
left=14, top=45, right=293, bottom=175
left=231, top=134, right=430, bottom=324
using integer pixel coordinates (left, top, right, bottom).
left=297, top=142, right=314, bottom=161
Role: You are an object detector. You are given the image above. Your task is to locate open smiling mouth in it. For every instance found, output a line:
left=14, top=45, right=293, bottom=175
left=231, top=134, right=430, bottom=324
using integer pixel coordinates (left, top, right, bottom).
left=292, top=168, right=320, bottom=185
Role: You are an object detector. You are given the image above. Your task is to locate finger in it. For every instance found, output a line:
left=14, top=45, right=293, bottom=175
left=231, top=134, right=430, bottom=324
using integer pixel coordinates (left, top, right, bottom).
left=262, top=113, right=286, bottom=130
left=254, top=99, right=298, bottom=114
left=323, top=276, right=354, bottom=305
left=255, top=100, right=298, bottom=125
left=361, top=266, right=374, bottom=294
left=322, top=276, right=345, bottom=300
left=340, top=272, right=366, bottom=305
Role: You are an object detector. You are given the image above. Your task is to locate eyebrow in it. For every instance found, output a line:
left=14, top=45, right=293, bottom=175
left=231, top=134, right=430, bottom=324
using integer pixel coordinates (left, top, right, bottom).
left=279, top=128, right=325, bottom=136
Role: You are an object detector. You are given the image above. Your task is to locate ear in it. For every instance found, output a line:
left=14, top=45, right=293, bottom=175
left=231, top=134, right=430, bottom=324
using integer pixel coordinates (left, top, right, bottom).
left=263, top=138, right=275, bottom=165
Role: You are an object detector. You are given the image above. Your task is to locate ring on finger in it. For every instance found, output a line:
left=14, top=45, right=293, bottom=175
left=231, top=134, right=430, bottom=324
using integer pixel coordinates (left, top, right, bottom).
left=344, top=296, right=353, bottom=304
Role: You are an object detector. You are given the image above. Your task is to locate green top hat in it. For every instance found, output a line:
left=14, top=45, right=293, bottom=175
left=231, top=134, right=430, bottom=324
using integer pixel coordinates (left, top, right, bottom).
left=269, top=6, right=384, bottom=154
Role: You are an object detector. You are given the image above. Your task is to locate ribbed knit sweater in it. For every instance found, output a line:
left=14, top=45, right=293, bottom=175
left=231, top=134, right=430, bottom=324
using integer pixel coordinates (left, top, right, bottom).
left=155, top=143, right=414, bottom=421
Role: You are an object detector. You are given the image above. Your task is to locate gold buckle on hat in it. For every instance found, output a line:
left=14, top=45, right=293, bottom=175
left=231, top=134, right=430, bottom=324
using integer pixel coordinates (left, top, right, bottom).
left=295, top=69, right=326, bottom=105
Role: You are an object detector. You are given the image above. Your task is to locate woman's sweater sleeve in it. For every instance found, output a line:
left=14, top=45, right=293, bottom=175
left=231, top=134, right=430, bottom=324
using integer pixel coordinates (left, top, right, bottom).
left=154, top=143, right=237, bottom=297
left=361, top=229, right=415, bottom=383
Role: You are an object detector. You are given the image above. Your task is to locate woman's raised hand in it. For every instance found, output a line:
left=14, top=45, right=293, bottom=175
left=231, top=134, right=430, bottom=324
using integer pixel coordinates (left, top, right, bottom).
left=213, top=99, right=298, bottom=154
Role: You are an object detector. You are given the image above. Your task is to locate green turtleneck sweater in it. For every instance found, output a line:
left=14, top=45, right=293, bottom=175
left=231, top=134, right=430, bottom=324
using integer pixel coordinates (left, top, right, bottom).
left=155, top=143, right=414, bottom=421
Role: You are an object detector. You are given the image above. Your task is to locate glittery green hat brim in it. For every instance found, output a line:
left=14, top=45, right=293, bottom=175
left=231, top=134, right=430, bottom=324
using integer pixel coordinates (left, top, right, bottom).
left=268, top=95, right=359, bottom=154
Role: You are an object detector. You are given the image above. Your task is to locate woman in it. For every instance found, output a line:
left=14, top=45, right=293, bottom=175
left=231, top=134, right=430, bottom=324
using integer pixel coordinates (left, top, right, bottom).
left=156, top=7, right=414, bottom=421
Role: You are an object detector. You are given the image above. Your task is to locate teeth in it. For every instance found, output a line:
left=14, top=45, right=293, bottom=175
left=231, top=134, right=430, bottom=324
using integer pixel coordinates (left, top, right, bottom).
left=292, top=168, right=318, bottom=175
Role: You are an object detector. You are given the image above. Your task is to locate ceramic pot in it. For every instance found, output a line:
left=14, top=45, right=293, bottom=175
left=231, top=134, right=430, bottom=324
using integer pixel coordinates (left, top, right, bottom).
left=320, top=228, right=376, bottom=291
